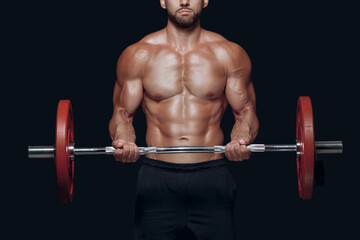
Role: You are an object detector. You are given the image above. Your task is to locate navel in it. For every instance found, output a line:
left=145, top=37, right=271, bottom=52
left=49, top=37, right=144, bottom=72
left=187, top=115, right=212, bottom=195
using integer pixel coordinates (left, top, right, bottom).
left=179, top=136, right=189, bottom=141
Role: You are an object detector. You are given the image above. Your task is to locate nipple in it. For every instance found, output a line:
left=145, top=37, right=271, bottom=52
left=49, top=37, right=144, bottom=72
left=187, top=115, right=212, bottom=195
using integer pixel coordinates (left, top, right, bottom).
left=154, top=93, right=162, bottom=99
left=206, top=91, right=214, bottom=98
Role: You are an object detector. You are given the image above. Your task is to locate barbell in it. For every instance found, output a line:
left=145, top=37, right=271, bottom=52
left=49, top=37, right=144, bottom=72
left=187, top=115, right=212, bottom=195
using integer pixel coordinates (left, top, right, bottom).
left=28, top=96, right=343, bottom=203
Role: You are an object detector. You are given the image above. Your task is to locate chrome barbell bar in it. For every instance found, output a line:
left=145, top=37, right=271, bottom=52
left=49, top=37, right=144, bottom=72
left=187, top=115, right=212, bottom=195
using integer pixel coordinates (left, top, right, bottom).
left=28, top=141, right=343, bottom=159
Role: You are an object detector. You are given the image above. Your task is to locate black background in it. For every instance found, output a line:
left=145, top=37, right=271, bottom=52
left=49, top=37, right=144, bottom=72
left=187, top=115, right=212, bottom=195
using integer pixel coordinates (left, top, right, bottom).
left=4, top=0, right=359, bottom=239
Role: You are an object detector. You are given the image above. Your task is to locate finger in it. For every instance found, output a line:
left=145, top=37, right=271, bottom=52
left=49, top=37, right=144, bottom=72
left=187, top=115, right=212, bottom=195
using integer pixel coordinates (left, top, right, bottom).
left=134, top=145, right=140, bottom=162
left=236, top=143, right=247, bottom=161
left=112, top=141, right=118, bottom=148
left=225, top=143, right=232, bottom=160
left=228, top=142, right=238, bottom=161
left=239, top=137, right=251, bottom=145
left=240, top=145, right=251, bottom=160
left=114, top=149, right=123, bottom=162
left=112, top=139, right=126, bottom=148
left=128, top=144, right=136, bottom=162
left=122, top=144, right=131, bottom=162
left=244, top=146, right=252, bottom=159
left=117, top=140, right=127, bottom=148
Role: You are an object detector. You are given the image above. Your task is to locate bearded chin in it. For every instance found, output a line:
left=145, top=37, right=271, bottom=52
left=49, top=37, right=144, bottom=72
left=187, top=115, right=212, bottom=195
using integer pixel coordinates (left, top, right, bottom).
left=168, top=11, right=201, bottom=28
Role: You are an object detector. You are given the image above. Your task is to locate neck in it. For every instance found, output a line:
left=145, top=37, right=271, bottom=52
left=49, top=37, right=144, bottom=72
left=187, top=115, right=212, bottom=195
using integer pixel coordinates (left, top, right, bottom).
left=165, top=18, right=202, bottom=52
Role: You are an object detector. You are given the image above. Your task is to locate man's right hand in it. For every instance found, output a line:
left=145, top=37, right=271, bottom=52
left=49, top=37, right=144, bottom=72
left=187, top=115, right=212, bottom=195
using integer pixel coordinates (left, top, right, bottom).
left=112, top=139, right=140, bottom=163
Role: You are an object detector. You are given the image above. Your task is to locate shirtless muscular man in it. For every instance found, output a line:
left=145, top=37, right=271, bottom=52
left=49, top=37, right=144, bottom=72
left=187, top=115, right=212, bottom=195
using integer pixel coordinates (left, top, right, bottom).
left=109, top=0, right=259, bottom=239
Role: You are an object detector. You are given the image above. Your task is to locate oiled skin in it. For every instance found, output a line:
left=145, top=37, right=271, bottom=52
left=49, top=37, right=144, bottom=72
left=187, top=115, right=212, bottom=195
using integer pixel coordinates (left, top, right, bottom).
left=109, top=1, right=259, bottom=163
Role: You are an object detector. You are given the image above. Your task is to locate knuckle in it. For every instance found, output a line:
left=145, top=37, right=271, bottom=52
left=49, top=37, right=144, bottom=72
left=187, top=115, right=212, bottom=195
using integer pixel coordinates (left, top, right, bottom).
left=230, top=144, right=237, bottom=153
left=114, top=150, right=124, bottom=161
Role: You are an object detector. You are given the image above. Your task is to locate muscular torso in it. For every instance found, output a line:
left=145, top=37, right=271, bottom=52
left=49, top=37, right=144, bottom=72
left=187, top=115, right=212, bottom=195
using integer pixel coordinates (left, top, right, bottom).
left=141, top=31, right=229, bottom=162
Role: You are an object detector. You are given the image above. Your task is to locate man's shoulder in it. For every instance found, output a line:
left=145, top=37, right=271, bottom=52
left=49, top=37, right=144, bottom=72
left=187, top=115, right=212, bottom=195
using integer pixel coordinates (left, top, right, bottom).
left=120, top=30, right=165, bottom=61
left=202, top=30, right=247, bottom=57
left=120, top=42, right=153, bottom=61
left=201, top=30, right=251, bottom=71
left=139, top=29, right=167, bottom=45
left=129, top=30, right=166, bottom=51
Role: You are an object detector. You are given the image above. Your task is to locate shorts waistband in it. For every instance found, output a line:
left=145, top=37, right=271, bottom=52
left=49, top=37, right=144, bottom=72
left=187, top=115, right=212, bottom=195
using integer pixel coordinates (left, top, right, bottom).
left=141, top=157, right=228, bottom=172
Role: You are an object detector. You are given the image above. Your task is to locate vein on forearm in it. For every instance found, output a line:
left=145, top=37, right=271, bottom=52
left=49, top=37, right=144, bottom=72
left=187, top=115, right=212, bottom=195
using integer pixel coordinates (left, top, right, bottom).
left=230, top=105, right=259, bottom=142
left=110, top=108, right=136, bottom=142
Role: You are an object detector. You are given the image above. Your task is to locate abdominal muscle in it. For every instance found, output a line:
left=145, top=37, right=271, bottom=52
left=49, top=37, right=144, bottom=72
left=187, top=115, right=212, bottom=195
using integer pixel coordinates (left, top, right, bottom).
left=143, top=94, right=227, bottom=163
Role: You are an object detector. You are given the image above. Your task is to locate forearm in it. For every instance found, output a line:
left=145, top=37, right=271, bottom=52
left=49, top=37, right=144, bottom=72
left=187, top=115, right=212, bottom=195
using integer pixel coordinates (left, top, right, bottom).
left=230, top=111, right=259, bottom=143
left=109, top=108, right=136, bottom=142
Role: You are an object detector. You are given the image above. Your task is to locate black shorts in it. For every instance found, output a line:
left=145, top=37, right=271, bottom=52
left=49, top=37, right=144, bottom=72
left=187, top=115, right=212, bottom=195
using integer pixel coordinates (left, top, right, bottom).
left=134, top=157, right=237, bottom=240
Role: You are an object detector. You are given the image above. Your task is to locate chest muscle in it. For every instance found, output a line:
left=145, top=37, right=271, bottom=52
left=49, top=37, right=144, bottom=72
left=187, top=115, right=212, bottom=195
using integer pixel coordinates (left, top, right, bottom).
left=143, top=48, right=227, bottom=101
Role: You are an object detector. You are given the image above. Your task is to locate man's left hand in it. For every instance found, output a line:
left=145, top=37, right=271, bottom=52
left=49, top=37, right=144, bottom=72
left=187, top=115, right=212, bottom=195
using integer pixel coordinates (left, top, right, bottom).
left=225, top=137, right=252, bottom=161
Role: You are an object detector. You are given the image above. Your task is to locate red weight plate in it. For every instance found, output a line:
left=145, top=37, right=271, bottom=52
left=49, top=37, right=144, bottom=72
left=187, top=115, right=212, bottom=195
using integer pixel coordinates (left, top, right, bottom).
left=296, top=96, right=315, bottom=200
left=55, top=100, right=75, bottom=203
